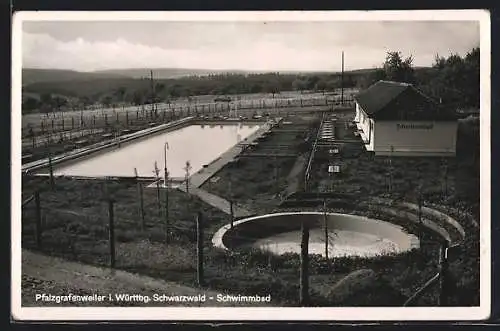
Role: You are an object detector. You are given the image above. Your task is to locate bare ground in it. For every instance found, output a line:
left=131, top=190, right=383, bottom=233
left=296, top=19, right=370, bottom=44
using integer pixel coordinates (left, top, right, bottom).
left=21, top=250, right=276, bottom=307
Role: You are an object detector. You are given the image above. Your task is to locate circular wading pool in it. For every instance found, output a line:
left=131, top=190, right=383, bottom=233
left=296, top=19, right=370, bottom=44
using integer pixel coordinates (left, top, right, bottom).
left=212, top=212, right=420, bottom=258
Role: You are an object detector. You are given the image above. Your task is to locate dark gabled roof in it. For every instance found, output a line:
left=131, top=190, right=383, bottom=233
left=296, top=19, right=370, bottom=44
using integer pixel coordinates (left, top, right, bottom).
left=354, top=80, right=410, bottom=116
left=354, top=80, right=456, bottom=121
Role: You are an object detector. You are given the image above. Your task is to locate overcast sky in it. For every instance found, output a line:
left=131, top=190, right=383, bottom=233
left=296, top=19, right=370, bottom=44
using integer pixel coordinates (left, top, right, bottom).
left=21, top=20, right=479, bottom=72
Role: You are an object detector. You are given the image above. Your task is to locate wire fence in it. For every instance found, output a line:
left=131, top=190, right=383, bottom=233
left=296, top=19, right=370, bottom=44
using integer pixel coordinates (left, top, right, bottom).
left=21, top=96, right=355, bottom=164
left=21, top=171, right=472, bottom=307
left=23, top=95, right=355, bottom=138
left=21, top=182, right=288, bottom=271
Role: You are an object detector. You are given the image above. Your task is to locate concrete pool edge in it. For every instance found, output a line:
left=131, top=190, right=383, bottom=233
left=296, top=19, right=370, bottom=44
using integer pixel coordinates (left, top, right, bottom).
left=174, top=118, right=279, bottom=218
left=23, top=117, right=195, bottom=174
left=364, top=197, right=466, bottom=246
left=23, top=117, right=269, bottom=177
left=212, top=207, right=465, bottom=257
left=185, top=118, right=281, bottom=188
left=212, top=212, right=420, bottom=254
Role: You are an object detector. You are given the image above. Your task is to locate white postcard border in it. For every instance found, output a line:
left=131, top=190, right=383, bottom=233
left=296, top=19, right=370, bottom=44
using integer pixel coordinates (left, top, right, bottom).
left=11, top=9, right=491, bottom=321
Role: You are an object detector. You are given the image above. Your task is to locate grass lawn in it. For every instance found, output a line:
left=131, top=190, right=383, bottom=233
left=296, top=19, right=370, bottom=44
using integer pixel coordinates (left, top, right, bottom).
left=198, top=110, right=480, bottom=306
left=22, top=176, right=404, bottom=306
left=200, top=115, right=319, bottom=212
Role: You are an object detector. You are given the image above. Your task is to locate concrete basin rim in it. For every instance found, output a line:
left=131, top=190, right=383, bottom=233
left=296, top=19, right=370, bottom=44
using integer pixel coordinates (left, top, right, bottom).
left=212, top=211, right=416, bottom=252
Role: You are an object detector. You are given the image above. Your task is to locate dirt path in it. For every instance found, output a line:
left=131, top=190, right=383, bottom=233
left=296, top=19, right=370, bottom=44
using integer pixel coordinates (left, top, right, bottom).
left=21, top=250, right=274, bottom=307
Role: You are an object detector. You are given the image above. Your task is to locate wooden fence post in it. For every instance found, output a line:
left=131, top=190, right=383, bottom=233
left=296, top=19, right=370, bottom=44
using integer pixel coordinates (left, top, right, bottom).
left=164, top=175, right=170, bottom=244
left=323, top=198, right=329, bottom=260
left=438, top=241, right=450, bottom=306
left=108, top=199, right=116, bottom=268
left=134, top=168, right=146, bottom=230
left=442, top=157, right=449, bottom=197
left=154, top=162, right=161, bottom=216
left=34, top=191, right=42, bottom=249
left=197, top=212, right=205, bottom=287
left=300, top=221, right=310, bottom=306
left=48, top=151, right=55, bottom=190
left=184, top=161, right=192, bottom=194
left=230, top=200, right=234, bottom=228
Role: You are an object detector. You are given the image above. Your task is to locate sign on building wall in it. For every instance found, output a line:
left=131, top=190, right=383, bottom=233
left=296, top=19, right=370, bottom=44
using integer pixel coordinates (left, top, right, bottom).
left=396, top=123, right=434, bottom=130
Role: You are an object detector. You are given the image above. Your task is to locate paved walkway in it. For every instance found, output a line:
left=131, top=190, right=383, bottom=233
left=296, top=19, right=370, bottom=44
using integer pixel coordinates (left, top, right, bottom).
left=188, top=120, right=276, bottom=188
left=179, top=186, right=253, bottom=218
left=179, top=119, right=279, bottom=217
left=21, top=250, right=273, bottom=307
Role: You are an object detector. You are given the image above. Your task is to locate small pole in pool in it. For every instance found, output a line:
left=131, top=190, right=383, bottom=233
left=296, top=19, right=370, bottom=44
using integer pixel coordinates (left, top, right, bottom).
left=325, top=163, right=335, bottom=260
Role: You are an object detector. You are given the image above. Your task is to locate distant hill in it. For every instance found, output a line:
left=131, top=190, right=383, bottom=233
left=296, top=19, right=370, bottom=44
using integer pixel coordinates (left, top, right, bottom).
left=22, top=68, right=256, bottom=85
left=93, top=68, right=348, bottom=79
left=92, top=68, right=249, bottom=79
left=22, top=67, right=385, bottom=86
left=21, top=66, right=433, bottom=103
left=22, top=68, right=127, bottom=85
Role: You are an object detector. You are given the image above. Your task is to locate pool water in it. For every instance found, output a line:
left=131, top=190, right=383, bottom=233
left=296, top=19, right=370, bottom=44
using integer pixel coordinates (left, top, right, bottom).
left=51, top=124, right=260, bottom=179
left=252, top=228, right=403, bottom=258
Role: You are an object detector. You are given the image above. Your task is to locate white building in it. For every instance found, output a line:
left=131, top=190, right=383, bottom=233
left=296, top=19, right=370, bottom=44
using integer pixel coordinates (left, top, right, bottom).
left=353, top=80, right=457, bottom=156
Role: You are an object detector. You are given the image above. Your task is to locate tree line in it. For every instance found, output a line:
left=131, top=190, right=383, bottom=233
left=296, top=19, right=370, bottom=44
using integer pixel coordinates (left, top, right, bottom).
left=358, top=47, right=480, bottom=109
left=22, top=47, right=479, bottom=113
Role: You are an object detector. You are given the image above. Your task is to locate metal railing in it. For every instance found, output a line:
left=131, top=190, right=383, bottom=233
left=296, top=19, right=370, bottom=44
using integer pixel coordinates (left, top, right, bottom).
left=304, top=113, right=326, bottom=191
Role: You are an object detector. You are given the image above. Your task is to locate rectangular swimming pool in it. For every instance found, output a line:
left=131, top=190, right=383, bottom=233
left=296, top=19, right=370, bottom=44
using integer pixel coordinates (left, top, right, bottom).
left=48, top=123, right=261, bottom=179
